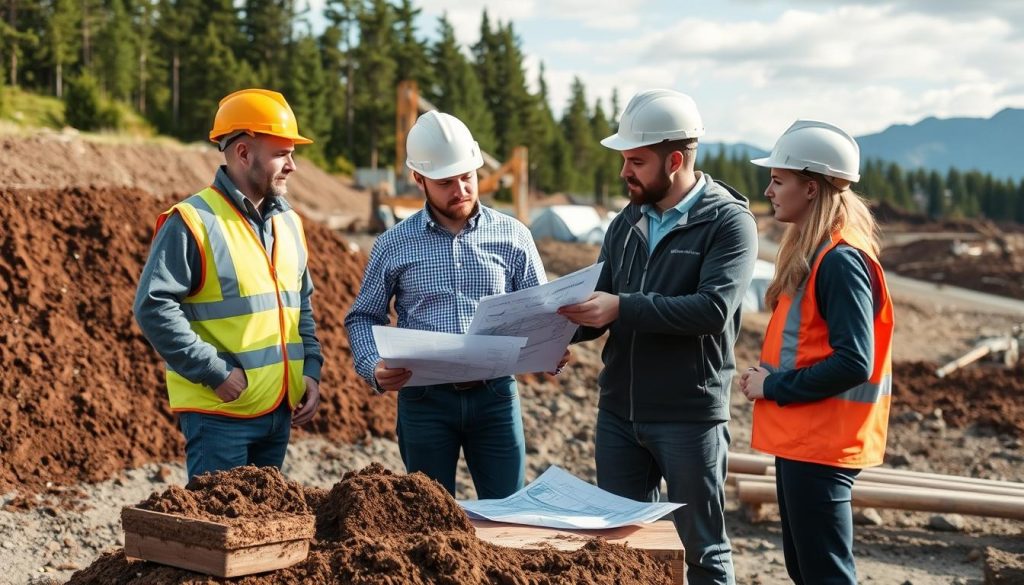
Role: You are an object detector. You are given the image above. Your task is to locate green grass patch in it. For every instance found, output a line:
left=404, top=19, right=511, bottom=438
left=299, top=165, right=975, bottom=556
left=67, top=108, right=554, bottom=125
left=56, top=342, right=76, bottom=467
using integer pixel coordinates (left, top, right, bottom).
left=0, top=86, right=64, bottom=128
left=0, top=86, right=155, bottom=136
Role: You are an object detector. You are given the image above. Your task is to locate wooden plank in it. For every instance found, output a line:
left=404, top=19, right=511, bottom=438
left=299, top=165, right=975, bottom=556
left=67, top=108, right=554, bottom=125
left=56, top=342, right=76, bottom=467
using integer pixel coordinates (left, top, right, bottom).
left=472, top=519, right=685, bottom=584
left=121, top=507, right=314, bottom=550
left=124, top=532, right=310, bottom=578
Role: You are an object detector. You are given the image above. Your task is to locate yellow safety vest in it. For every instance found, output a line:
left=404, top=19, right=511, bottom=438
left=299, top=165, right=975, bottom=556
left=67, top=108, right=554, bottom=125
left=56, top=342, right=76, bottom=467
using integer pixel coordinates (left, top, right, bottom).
left=154, top=186, right=308, bottom=417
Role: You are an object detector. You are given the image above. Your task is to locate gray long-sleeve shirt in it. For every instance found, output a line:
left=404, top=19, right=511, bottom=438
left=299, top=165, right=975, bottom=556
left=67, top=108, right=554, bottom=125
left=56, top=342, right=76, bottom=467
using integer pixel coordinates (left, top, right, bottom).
left=133, top=166, right=323, bottom=391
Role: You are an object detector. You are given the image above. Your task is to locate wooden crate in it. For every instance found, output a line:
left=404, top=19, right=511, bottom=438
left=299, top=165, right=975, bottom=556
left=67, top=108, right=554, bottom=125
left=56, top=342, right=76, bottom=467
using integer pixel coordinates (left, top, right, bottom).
left=121, top=507, right=315, bottom=577
left=472, top=519, right=686, bottom=585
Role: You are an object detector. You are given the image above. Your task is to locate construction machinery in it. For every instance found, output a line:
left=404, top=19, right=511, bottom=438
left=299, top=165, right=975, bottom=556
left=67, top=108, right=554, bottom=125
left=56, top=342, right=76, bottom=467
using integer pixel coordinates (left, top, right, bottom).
left=373, top=80, right=528, bottom=229
left=935, top=324, right=1023, bottom=378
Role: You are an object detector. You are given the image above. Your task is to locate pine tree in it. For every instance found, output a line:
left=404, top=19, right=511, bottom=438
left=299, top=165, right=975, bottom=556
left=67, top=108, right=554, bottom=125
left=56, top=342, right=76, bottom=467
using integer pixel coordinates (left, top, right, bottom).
left=590, top=98, right=614, bottom=205
left=351, top=0, right=396, bottom=168
left=492, top=22, right=531, bottom=159
left=926, top=170, right=944, bottom=218
left=42, top=0, right=79, bottom=97
left=1, top=0, right=39, bottom=87
left=96, top=0, right=135, bottom=101
left=560, top=76, right=593, bottom=195
left=284, top=33, right=329, bottom=166
left=242, top=0, right=292, bottom=88
left=392, top=0, right=431, bottom=90
left=322, top=0, right=358, bottom=164
left=176, top=20, right=255, bottom=141
left=150, top=0, right=202, bottom=135
left=428, top=14, right=494, bottom=153
left=523, top=61, right=564, bottom=194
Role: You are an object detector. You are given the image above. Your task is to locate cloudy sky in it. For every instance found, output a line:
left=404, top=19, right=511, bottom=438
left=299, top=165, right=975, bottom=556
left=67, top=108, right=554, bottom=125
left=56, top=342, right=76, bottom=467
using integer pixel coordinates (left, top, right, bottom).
left=311, top=1, right=1024, bottom=148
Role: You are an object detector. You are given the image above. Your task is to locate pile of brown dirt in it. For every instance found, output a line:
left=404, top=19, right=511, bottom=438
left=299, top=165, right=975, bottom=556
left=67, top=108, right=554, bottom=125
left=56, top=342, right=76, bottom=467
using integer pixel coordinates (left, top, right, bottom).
left=137, top=466, right=310, bottom=521
left=68, top=465, right=673, bottom=584
left=984, top=547, right=1024, bottom=584
left=0, top=186, right=395, bottom=496
left=881, top=237, right=1024, bottom=300
left=0, top=132, right=369, bottom=229
left=893, top=361, right=1024, bottom=437
left=535, top=239, right=601, bottom=277
left=317, top=463, right=473, bottom=540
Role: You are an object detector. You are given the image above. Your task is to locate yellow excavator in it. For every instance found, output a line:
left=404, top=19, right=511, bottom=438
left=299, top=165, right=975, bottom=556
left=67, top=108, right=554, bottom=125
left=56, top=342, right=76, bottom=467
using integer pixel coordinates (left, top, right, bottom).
left=374, top=80, right=529, bottom=227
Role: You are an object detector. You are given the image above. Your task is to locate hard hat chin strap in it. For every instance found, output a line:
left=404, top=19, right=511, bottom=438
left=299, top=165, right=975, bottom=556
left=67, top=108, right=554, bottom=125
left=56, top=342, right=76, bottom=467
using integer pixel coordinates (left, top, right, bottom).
left=218, top=130, right=255, bottom=152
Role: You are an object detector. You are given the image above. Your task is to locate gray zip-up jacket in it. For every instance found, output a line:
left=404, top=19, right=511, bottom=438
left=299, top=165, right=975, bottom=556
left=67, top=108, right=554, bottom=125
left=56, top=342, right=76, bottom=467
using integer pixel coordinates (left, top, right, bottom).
left=576, top=174, right=758, bottom=423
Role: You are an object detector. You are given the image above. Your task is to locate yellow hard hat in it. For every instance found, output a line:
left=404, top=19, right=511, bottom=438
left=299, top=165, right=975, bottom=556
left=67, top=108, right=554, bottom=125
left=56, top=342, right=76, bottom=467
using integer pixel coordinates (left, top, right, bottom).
left=209, top=88, right=313, bottom=146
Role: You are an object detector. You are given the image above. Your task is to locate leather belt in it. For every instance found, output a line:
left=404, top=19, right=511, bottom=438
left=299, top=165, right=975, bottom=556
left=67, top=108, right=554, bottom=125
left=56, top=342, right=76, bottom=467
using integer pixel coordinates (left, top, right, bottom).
left=451, top=380, right=485, bottom=391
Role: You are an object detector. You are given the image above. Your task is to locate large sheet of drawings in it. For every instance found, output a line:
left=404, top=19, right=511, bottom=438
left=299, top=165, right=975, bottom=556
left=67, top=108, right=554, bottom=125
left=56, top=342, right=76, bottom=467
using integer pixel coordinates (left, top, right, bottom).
left=469, top=262, right=604, bottom=375
left=371, top=326, right=527, bottom=386
left=459, top=466, right=683, bottom=530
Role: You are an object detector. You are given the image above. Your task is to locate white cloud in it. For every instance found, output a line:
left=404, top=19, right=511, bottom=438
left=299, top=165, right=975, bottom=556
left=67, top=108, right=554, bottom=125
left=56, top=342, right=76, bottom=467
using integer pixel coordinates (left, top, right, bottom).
left=532, top=3, right=1024, bottom=144
left=306, top=1, right=1024, bottom=146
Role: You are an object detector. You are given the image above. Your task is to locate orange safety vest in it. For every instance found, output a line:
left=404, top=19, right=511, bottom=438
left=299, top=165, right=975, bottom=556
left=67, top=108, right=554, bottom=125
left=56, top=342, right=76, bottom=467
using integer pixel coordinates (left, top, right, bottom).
left=752, top=229, right=895, bottom=468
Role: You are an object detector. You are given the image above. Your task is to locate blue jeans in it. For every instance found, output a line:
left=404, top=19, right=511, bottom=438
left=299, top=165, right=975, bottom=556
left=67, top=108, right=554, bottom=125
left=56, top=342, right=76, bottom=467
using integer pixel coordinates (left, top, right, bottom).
left=776, top=457, right=860, bottom=585
left=595, top=408, right=735, bottom=585
left=178, top=400, right=292, bottom=483
left=396, top=376, right=525, bottom=499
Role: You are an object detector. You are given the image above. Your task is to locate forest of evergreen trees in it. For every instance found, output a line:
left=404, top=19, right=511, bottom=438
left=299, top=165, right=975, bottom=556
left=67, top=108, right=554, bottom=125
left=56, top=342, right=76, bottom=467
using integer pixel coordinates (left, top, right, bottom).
left=2, top=0, right=1022, bottom=222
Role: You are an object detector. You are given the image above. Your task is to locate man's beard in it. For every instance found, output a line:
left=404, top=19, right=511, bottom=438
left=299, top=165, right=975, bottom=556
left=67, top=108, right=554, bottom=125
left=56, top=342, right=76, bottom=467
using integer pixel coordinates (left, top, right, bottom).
left=425, top=184, right=474, bottom=222
left=250, top=161, right=287, bottom=199
left=625, top=170, right=671, bottom=206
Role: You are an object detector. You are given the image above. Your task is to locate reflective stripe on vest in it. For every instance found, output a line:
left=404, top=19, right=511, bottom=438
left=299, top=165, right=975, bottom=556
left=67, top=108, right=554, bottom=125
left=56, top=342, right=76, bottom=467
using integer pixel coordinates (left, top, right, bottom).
left=752, top=229, right=895, bottom=468
left=156, top=186, right=308, bottom=417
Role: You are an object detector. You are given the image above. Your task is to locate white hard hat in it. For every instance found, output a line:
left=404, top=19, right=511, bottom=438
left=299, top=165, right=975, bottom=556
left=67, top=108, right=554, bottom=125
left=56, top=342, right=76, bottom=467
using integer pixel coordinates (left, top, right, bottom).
left=601, top=88, right=705, bottom=151
left=405, top=111, right=484, bottom=180
left=751, top=120, right=861, bottom=183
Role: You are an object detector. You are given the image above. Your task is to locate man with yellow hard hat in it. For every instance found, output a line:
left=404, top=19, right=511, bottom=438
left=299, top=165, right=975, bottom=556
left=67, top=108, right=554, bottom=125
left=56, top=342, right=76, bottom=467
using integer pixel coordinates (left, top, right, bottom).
left=134, top=89, right=323, bottom=482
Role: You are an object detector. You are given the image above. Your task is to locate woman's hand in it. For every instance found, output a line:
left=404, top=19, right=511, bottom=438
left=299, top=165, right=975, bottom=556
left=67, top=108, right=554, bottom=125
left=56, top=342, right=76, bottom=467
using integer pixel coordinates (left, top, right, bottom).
left=740, top=366, right=770, bottom=401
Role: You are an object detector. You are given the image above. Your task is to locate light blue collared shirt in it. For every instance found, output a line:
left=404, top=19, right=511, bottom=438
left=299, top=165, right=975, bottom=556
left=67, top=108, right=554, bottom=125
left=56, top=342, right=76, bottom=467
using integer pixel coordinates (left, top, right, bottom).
left=641, top=173, right=708, bottom=255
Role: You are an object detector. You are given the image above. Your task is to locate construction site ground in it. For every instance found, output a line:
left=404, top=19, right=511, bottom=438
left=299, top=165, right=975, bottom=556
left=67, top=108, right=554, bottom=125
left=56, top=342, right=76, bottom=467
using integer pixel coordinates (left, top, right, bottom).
left=1, top=133, right=1023, bottom=584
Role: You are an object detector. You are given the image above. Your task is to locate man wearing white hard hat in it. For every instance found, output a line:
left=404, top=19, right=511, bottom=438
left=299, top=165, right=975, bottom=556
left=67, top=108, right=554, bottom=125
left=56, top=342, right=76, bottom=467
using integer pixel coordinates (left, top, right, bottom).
left=345, top=111, right=564, bottom=499
left=560, top=89, right=757, bottom=585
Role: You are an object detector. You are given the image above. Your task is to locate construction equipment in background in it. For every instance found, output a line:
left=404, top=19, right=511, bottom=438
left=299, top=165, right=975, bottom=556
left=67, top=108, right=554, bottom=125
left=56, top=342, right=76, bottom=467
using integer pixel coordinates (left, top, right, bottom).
left=372, top=80, right=529, bottom=230
left=935, top=324, right=1023, bottom=378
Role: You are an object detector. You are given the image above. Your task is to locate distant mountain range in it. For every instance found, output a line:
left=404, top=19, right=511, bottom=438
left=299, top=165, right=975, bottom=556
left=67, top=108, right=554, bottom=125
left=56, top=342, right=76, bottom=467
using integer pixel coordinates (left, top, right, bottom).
left=702, top=108, right=1024, bottom=181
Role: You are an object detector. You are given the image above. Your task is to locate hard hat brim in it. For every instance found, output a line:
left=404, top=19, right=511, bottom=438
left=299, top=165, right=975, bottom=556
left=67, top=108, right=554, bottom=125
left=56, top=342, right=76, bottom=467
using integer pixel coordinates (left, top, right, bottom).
left=750, top=156, right=860, bottom=182
left=407, top=152, right=484, bottom=181
left=209, top=131, right=313, bottom=145
left=600, top=133, right=646, bottom=151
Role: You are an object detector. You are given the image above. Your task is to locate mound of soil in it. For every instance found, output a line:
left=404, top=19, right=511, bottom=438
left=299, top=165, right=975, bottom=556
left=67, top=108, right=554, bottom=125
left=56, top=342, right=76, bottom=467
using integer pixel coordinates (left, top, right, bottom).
left=893, top=362, right=1024, bottom=437
left=318, top=463, right=473, bottom=541
left=68, top=465, right=674, bottom=585
left=535, top=239, right=601, bottom=277
left=0, top=133, right=369, bottom=229
left=138, top=466, right=311, bottom=520
left=882, top=237, right=1024, bottom=300
left=0, top=186, right=395, bottom=496
left=984, top=547, right=1024, bottom=584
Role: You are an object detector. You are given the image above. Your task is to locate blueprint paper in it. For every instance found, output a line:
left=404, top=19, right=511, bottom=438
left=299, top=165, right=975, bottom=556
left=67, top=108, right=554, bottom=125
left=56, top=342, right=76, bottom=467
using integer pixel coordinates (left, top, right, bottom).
left=371, top=326, right=527, bottom=386
left=468, top=262, right=604, bottom=374
left=458, top=466, right=683, bottom=530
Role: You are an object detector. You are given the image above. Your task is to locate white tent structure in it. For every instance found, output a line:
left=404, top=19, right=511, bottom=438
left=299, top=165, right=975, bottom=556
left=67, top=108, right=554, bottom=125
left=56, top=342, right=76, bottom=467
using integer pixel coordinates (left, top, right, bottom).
left=530, top=205, right=608, bottom=244
left=744, top=260, right=776, bottom=313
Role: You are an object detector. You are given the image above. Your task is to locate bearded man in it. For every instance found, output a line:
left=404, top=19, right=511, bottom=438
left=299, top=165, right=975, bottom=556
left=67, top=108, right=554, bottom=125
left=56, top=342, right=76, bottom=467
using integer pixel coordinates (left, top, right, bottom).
left=558, top=88, right=757, bottom=585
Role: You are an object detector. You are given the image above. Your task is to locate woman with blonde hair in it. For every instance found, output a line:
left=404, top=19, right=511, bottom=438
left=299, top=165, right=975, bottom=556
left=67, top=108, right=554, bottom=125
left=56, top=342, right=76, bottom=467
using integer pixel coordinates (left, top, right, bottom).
left=740, top=120, right=895, bottom=584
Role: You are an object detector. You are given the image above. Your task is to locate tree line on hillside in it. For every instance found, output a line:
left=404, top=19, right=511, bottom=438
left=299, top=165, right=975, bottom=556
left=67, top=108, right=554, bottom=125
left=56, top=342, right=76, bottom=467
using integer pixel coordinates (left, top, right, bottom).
left=2, top=0, right=1022, bottom=223
left=701, top=149, right=1024, bottom=224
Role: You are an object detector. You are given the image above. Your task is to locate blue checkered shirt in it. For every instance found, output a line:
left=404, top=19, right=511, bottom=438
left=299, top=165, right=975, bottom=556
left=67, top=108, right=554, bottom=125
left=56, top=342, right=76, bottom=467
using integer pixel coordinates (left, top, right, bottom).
left=344, top=204, right=547, bottom=387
